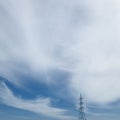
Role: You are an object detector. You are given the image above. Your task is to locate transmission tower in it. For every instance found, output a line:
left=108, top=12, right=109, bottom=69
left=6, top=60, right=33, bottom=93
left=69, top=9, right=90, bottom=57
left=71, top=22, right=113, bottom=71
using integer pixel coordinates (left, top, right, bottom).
left=78, top=94, right=87, bottom=120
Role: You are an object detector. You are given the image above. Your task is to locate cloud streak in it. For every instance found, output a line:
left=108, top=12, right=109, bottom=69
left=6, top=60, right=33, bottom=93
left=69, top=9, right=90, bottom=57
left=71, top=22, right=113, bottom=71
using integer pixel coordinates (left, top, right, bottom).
left=0, top=81, right=74, bottom=120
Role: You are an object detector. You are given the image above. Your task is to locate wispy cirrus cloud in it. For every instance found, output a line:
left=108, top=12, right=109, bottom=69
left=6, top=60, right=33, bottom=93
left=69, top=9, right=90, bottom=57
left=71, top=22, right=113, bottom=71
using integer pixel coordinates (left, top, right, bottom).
left=0, top=81, right=74, bottom=120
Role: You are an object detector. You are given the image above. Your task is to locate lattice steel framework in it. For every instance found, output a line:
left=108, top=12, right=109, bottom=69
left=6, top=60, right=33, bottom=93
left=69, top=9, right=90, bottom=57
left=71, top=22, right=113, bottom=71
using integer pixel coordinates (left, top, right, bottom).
left=78, top=94, right=87, bottom=120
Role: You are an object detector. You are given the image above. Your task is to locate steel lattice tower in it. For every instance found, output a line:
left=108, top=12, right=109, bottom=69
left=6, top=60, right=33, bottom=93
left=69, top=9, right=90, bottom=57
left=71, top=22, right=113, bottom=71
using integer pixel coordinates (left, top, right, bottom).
left=78, top=94, right=87, bottom=120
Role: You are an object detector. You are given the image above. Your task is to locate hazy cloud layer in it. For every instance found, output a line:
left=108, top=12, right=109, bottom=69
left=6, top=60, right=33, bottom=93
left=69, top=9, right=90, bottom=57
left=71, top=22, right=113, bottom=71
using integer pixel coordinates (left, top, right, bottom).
left=0, top=0, right=120, bottom=105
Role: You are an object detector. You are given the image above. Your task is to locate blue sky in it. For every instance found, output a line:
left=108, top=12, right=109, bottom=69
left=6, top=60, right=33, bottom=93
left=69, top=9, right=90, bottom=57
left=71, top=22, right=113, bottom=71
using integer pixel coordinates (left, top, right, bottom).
left=0, top=0, right=120, bottom=120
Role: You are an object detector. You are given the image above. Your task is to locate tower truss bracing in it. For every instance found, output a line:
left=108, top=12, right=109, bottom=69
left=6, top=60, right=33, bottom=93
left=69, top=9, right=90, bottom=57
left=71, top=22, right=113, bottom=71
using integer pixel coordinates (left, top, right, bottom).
left=78, top=94, right=87, bottom=120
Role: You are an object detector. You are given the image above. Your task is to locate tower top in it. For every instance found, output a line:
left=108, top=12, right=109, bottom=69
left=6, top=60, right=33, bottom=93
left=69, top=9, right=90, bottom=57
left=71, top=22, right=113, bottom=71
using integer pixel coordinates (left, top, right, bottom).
left=80, top=94, right=83, bottom=101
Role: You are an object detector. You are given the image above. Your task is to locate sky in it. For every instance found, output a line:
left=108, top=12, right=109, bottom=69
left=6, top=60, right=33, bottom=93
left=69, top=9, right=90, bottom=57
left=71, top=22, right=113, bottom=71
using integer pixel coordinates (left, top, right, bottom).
left=0, top=0, right=120, bottom=120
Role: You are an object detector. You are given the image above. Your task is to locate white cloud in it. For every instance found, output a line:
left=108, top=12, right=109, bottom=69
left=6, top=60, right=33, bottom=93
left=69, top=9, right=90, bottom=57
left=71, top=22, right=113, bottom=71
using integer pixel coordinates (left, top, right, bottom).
left=69, top=0, right=120, bottom=104
left=0, top=0, right=120, bottom=104
left=0, top=81, right=75, bottom=120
